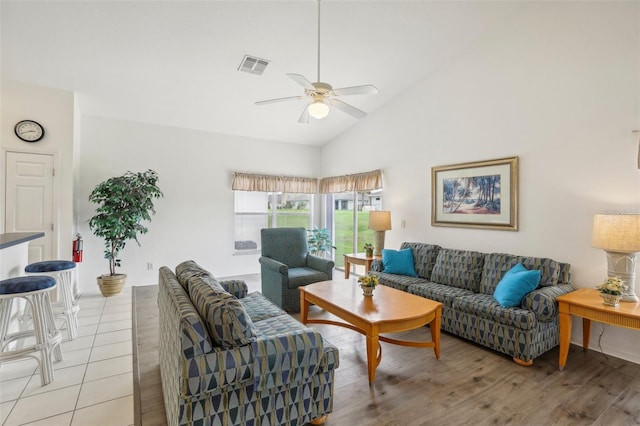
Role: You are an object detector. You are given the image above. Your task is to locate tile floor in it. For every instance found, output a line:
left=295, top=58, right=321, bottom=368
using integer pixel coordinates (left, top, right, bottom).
left=0, top=288, right=134, bottom=426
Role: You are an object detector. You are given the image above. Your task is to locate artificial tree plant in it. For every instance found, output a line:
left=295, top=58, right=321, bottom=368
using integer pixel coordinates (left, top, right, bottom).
left=88, top=169, right=163, bottom=296
left=307, top=227, right=336, bottom=258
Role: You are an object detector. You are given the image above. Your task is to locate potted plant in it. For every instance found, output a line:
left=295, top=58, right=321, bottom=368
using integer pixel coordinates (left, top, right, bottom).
left=363, top=243, right=374, bottom=257
left=88, top=169, right=163, bottom=296
left=358, top=273, right=379, bottom=297
left=596, top=276, right=627, bottom=306
left=307, top=227, right=336, bottom=258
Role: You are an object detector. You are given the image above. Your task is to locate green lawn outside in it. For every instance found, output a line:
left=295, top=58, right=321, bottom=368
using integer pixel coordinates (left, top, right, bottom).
left=273, top=209, right=375, bottom=268
left=334, top=210, right=374, bottom=268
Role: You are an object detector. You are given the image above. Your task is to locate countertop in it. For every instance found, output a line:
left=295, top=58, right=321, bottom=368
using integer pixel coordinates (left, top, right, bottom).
left=0, top=232, right=45, bottom=250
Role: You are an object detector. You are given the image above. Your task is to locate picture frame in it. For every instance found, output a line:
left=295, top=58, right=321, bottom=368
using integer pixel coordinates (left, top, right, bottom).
left=431, top=156, right=518, bottom=231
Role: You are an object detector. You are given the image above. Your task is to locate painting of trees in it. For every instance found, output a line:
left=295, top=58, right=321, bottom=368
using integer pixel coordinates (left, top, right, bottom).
left=442, top=174, right=501, bottom=214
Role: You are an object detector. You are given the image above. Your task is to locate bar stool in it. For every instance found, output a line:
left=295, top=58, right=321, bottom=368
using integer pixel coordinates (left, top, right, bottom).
left=25, top=261, right=79, bottom=341
left=0, top=276, right=63, bottom=385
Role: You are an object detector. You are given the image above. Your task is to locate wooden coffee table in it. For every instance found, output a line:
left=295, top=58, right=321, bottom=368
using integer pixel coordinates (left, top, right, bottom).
left=300, top=279, right=442, bottom=385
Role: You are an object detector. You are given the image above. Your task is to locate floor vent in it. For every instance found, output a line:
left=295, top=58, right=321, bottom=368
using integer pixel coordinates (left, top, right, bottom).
left=238, top=55, right=270, bottom=75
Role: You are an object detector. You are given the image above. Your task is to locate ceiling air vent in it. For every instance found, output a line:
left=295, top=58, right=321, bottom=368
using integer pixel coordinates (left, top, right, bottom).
left=238, top=55, right=269, bottom=75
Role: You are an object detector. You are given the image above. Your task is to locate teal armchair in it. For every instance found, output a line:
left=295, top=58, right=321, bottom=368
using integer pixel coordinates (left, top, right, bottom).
left=259, top=228, right=334, bottom=312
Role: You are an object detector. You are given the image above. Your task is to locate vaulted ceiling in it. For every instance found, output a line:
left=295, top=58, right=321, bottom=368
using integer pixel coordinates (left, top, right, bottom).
left=2, top=1, right=524, bottom=146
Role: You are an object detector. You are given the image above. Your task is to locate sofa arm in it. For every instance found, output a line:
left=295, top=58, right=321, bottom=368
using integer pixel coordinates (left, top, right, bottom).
left=521, top=284, right=576, bottom=321
left=219, top=279, right=248, bottom=299
left=180, top=344, right=254, bottom=397
left=371, top=259, right=384, bottom=272
left=259, top=256, right=288, bottom=275
left=252, top=328, right=324, bottom=392
left=307, top=254, right=335, bottom=277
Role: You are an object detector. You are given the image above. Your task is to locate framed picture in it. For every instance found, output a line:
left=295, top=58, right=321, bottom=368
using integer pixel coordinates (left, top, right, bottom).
left=431, top=156, right=518, bottom=231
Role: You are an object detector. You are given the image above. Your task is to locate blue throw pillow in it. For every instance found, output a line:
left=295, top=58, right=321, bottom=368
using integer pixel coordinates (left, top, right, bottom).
left=382, top=248, right=418, bottom=277
left=493, top=263, right=541, bottom=308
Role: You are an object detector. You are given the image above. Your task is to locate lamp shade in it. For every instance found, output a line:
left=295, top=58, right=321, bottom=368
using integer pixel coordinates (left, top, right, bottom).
left=592, top=214, right=640, bottom=252
left=369, top=211, right=392, bottom=231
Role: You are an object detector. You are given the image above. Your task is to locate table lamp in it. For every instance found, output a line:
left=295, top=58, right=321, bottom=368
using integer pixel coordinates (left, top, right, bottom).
left=369, top=211, right=391, bottom=256
left=592, top=214, right=640, bottom=302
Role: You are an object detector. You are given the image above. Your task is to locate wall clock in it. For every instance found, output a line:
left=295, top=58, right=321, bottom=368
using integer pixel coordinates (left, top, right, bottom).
left=14, top=120, right=45, bottom=142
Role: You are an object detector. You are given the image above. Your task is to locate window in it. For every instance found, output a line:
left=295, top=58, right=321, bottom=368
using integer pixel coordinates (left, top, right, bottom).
left=330, top=189, right=383, bottom=273
left=234, top=191, right=313, bottom=253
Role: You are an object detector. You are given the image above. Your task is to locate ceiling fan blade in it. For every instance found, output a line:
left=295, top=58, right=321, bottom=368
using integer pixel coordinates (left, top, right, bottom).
left=328, top=99, right=367, bottom=119
left=298, top=105, right=310, bottom=124
left=255, top=95, right=307, bottom=106
left=330, top=84, right=378, bottom=97
left=287, top=73, right=316, bottom=91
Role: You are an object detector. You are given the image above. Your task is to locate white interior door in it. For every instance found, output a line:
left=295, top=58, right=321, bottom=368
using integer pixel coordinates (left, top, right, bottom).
left=5, top=151, right=55, bottom=262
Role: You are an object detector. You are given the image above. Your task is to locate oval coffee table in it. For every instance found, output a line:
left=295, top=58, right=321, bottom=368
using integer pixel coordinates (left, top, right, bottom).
left=300, top=279, right=443, bottom=385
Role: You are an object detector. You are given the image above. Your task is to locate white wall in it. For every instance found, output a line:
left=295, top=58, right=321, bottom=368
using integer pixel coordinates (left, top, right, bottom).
left=76, top=115, right=321, bottom=293
left=322, top=2, right=640, bottom=363
left=0, top=80, right=75, bottom=258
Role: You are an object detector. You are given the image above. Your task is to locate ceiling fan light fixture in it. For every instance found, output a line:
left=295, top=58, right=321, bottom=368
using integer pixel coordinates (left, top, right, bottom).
left=308, top=100, right=330, bottom=119
left=255, top=0, right=377, bottom=121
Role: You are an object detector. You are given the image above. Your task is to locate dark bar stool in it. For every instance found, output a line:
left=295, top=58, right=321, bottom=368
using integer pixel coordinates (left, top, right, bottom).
left=0, top=275, right=63, bottom=385
left=25, top=261, right=79, bottom=340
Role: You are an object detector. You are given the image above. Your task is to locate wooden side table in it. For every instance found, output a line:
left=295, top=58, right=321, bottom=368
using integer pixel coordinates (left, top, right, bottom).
left=343, top=253, right=381, bottom=278
left=557, top=287, right=640, bottom=370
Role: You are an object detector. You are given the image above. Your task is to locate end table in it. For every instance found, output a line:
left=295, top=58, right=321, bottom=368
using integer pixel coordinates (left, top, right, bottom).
left=343, top=253, right=381, bottom=278
left=557, top=287, right=640, bottom=370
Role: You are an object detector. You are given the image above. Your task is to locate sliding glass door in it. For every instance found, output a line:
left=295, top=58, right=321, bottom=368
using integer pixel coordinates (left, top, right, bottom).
left=330, top=190, right=382, bottom=276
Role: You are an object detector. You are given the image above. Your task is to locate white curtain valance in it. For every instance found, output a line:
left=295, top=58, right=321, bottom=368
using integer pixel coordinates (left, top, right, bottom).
left=319, top=169, right=383, bottom=193
left=232, top=172, right=318, bottom=194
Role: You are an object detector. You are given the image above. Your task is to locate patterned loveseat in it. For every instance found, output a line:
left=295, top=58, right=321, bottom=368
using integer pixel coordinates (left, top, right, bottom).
left=371, top=243, right=575, bottom=365
left=158, top=261, right=339, bottom=426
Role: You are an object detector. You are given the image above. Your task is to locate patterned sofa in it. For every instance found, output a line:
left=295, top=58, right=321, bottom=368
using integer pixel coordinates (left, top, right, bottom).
left=158, top=261, right=339, bottom=425
left=371, top=243, right=575, bottom=365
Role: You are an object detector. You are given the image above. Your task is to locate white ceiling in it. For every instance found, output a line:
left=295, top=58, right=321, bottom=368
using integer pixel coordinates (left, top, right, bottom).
left=1, top=1, right=524, bottom=146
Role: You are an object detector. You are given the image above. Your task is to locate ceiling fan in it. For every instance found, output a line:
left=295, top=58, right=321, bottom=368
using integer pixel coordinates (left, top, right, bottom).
left=255, top=0, right=378, bottom=123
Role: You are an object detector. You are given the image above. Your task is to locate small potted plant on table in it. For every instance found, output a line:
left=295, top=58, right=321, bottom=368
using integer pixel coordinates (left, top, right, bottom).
left=88, top=169, right=163, bottom=297
left=358, top=273, right=379, bottom=297
left=596, top=276, right=627, bottom=307
left=363, top=243, right=374, bottom=258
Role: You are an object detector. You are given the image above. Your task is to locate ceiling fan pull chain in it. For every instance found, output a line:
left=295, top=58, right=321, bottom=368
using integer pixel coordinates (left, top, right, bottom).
left=317, top=0, right=321, bottom=83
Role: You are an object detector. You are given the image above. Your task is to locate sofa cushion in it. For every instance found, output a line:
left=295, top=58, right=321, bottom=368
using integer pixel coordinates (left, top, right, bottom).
left=175, top=260, right=216, bottom=291
left=374, top=272, right=426, bottom=292
left=381, top=248, right=418, bottom=277
left=189, top=276, right=257, bottom=348
left=557, top=262, right=572, bottom=285
left=453, top=293, right=537, bottom=330
left=520, top=257, right=560, bottom=287
left=407, top=282, right=474, bottom=307
left=252, top=312, right=310, bottom=337
left=493, top=264, right=541, bottom=308
left=158, top=267, right=214, bottom=358
left=240, top=291, right=288, bottom=322
left=400, top=242, right=441, bottom=279
left=480, top=253, right=560, bottom=294
left=287, top=267, right=330, bottom=289
left=430, top=249, right=485, bottom=292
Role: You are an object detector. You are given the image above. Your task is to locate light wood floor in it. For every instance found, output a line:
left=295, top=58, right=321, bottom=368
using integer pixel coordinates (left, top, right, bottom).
left=133, top=285, right=640, bottom=426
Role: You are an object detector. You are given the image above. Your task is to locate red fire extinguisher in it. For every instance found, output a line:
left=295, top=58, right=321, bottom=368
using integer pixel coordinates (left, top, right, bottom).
left=72, top=233, right=83, bottom=263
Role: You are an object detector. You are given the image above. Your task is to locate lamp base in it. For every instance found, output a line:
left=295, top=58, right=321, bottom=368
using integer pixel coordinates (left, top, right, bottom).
left=373, top=231, right=386, bottom=257
left=605, top=250, right=638, bottom=304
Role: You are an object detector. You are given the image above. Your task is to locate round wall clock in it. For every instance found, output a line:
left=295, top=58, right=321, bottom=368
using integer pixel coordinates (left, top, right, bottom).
left=14, top=120, right=45, bottom=142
